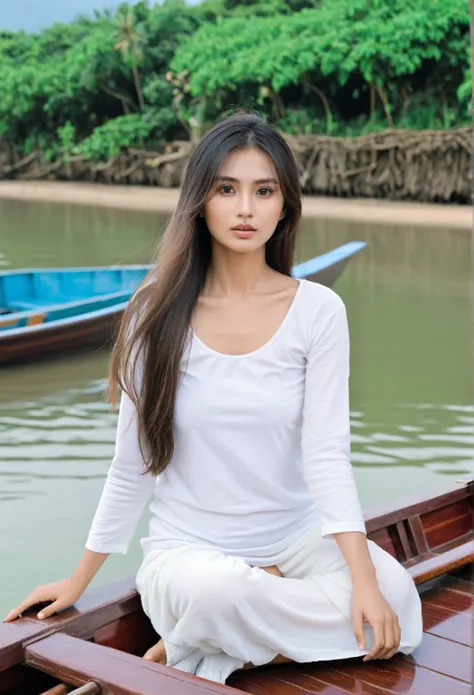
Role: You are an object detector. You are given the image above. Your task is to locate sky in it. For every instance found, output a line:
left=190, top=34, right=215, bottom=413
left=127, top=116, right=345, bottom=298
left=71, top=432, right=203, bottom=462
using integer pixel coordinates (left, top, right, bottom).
left=0, top=0, right=201, bottom=33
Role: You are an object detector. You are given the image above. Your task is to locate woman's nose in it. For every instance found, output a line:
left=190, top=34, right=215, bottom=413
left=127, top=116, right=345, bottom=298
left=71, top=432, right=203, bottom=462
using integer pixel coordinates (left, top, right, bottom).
left=236, top=192, right=254, bottom=217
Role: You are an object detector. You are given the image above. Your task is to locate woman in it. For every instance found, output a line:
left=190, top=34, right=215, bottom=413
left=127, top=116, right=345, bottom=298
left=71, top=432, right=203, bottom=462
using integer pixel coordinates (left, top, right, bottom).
left=4, top=113, right=423, bottom=683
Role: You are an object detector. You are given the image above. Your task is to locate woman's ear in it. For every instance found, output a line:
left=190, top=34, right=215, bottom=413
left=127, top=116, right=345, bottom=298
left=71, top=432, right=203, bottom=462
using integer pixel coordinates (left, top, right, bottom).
left=279, top=208, right=286, bottom=221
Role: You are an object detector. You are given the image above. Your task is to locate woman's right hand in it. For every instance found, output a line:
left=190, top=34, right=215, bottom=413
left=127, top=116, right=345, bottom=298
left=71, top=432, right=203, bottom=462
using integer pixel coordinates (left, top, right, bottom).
left=3, top=577, right=85, bottom=622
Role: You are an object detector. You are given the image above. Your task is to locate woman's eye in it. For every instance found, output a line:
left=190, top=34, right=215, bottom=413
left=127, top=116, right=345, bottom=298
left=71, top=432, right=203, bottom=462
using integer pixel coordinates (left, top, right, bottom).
left=218, top=185, right=273, bottom=196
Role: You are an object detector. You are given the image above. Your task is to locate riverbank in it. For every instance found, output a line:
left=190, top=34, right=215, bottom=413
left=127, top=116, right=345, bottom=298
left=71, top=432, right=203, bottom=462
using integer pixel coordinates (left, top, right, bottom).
left=0, top=180, right=471, bottom=230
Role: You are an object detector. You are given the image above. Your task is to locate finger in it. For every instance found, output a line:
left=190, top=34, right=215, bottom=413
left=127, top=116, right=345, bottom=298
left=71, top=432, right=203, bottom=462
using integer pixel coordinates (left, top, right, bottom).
left=383, top=618, right=402, bottom=660
left=352, top=610, right=365, bottom=651
left=363, top=620, right=385, bottom=661
left=3, top=609, right=18, bottom=623
left=378, top=620, right=395, bottom=660
left=3, top=593, right=42, bottom=622
left=37, top=600, right=63, bottom=620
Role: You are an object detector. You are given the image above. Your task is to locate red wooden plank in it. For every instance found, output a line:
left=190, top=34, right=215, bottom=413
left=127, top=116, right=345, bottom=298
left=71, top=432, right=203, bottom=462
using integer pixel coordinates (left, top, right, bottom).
left=272, top=667, right=393, bottom=694
left=426, top=572, right=474, bottom=597
left=407, top=541, right=474, bottom=584
left=233, top=656, right=473, bottom=695
left=421, top=587, right=472, bottom=614
left=321, top=657, right=471, bottom=695
left=364, top=482, right=472, bottom=533
left=422, top=604, right=472, bottom=647
left=395, top=522, right=415, bottom=560
left=231, top=671, right=352, bottom=694
left=0, top=619, right=53, bottom=672
left=407, top=515, right=429, bottom=554
left=232, top=653, right=473, bottom=695
left=0, top=619, right=48, bottom=652
left=402, top=633, right=471, bottom=683
left=25, top=633, right=245, bottom=695
left=422, top=500, right=473, bottom=548
left=226, top=679, right=286, bottom=695
left=93, top=611, right=157, bottom=656
left=432, top=532, right=474, bottom=555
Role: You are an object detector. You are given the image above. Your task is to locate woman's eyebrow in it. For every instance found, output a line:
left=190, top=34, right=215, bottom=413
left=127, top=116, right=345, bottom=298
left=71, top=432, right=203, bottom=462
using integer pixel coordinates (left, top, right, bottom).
left=215, top=175, right=279, bottom=185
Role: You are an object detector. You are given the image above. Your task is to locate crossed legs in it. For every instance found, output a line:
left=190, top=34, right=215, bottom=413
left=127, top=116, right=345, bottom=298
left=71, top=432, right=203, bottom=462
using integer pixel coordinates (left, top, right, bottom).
left=143, top=565, right=292, bottom=670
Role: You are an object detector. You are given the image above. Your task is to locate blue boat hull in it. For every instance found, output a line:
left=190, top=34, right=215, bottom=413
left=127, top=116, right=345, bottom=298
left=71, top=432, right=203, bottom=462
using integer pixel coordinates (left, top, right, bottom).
left=0, top=242, right=366, bottom=365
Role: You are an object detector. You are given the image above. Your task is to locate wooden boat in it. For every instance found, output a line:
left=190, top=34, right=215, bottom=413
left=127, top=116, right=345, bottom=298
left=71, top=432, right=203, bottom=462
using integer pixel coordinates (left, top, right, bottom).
left=0, top=241, right=366, bottom=366
left=1, top=477, right=472, bottom=695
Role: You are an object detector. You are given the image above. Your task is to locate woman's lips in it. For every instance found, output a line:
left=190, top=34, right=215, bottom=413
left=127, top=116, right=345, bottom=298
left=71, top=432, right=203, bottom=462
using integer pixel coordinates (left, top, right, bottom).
left=232, top=229, right=256, bottom=238
left=232, top=225, right=257, bottom=238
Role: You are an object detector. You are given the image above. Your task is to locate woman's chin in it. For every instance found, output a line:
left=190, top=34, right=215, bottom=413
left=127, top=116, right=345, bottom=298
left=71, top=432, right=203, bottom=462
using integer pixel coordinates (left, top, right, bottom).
left=215, top=236, right=264, bottom=253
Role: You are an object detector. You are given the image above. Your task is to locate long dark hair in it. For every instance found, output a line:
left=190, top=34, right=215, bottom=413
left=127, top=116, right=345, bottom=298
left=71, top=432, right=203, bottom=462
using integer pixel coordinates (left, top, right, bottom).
left=109, top=112, right=303, bottom=476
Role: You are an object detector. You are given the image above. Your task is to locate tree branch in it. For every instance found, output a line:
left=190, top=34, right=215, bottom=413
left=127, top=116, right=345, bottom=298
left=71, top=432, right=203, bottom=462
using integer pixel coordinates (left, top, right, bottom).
left=304, top=81, right=333, bottom=134
left=98, top=82, right=136, bottom=114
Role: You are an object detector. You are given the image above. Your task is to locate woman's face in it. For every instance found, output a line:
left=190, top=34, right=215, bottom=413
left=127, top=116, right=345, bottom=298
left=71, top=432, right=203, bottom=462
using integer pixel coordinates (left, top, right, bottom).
left=202, top=147, right=285, bottom=254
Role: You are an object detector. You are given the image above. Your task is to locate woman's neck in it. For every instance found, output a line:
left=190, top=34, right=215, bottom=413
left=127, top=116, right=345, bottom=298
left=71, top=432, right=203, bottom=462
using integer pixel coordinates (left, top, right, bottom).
left=204, top=246, right=272, bottom=298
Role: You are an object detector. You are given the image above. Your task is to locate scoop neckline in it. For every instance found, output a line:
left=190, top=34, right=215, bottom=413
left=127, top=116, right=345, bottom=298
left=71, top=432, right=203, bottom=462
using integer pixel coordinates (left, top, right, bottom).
left=190, top=278, right=304, bottom=359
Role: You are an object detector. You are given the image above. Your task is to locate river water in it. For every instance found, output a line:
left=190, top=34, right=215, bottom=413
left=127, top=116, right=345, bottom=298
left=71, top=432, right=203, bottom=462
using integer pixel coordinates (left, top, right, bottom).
left=0, top=198, right=472, bottom=617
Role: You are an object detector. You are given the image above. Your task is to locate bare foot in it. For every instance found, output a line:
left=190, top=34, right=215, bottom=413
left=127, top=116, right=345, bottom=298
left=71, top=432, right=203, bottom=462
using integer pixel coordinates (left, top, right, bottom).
left=144, top=638, right=166, bottom=664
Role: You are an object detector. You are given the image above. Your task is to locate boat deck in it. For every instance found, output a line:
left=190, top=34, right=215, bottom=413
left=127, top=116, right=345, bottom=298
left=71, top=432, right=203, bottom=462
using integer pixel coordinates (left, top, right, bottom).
left=1, top=479, right=473, bottom=695
left=2, top=564, right=470, bottom=695
left=228, top=565, right=473, bottom=695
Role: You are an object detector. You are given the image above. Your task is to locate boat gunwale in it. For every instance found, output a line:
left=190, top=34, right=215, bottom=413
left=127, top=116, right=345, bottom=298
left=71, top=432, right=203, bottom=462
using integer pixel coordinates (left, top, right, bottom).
left=364, top=478, right=474, bottom=533
left=0, top=290, right=134, bottom=324
left=0, top=264, right=154, bottom=280
left=0, top=301, right=130, bottom=338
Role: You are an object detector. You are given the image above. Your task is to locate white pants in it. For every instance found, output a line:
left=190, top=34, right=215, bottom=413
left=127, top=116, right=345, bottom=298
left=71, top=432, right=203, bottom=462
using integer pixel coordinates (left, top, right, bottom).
left=136, top=523, right=423, bottom=683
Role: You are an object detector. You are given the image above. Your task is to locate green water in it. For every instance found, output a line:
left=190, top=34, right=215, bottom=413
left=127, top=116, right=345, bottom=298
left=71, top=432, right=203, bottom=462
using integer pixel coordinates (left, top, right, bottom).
left=0, top=198, right=472, bottom=617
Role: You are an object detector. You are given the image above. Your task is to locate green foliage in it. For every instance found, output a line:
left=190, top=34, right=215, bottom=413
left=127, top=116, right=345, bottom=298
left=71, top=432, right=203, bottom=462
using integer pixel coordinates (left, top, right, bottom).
left=457, top=66, right=473, bottom=117
left=0, top=0, right=470, bottom=162
left=74, top=113, right=158, bottom=160
left=221, top=0, right=321, bottom=16
left=171, top=0, right=470, bottom=131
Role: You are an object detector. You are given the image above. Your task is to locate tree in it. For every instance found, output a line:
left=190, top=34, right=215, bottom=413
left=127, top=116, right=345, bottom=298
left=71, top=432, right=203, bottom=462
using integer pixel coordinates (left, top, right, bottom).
left=171, top=0, right=469, bottom=133
left=113, top=5, right=146, bottom=109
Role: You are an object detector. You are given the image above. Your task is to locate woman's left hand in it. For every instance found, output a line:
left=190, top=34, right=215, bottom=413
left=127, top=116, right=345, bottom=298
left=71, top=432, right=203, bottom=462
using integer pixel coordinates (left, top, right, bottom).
left=351, top=575, right=401, bottom=661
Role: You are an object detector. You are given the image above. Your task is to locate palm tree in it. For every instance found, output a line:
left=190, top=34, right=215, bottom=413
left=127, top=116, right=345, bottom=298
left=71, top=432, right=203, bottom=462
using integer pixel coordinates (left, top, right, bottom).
left=113, top=6, right=146, bottom=110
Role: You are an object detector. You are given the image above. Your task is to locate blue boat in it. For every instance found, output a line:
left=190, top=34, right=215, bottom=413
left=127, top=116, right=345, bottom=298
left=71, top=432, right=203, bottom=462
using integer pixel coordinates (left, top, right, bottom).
left=0, top=241, right=366, bottom=365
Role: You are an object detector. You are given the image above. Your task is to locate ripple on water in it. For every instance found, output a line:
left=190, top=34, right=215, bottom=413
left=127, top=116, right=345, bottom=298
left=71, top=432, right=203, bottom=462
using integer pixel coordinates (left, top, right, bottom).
left=0, top=385, right=472, bottom=502
left=0, top=388, right=117, bottom=501
left=351, top=404, right=474, bottom=477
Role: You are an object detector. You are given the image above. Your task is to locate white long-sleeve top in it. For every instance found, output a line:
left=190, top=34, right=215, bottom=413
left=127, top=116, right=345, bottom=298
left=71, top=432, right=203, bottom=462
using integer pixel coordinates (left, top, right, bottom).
left=86, top=279, right=366, bottom=564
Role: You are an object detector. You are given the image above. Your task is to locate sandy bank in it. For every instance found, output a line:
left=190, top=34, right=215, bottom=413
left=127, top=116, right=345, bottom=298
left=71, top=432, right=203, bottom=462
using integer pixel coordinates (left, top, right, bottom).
left=0, top=181, right=471, bottom=230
